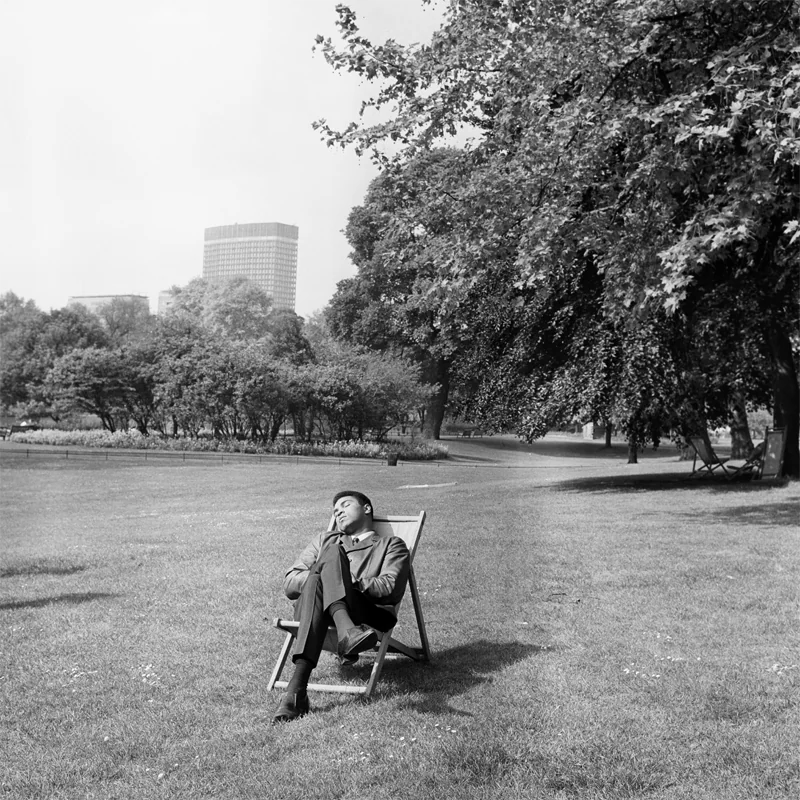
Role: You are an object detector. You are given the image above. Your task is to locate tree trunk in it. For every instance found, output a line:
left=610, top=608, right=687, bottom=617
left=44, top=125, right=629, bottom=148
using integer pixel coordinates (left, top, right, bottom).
left=422, top=358, right=450, bottom=440
left=768, top=321, right=800, bottom=478
left=627, top=439, right=638, bottom=464
left=728, top=392, right=753, bottom=459
left=603, top=418, right=613, bottom=448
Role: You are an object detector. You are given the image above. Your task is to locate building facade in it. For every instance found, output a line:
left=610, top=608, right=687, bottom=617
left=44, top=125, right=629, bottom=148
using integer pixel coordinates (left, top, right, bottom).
left=202, top=222, right=298, bottom=311
left=157, top=290, right=177, bottom=316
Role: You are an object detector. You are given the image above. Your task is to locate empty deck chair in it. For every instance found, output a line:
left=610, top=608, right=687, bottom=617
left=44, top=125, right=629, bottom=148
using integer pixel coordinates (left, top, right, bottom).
left=754, top=427, right=787, bottom=480
left=687, top=436, right=732, bottom=478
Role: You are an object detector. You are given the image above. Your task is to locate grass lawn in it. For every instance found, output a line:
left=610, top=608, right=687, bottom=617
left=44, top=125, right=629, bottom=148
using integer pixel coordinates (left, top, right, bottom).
left=1, top=445, right=798, bottom=799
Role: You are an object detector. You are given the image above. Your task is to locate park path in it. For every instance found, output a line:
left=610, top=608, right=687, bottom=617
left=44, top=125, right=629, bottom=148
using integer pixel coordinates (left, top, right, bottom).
left=436, top=432, right=685, bottom=471
left=0, top=432, right=689, bottom=474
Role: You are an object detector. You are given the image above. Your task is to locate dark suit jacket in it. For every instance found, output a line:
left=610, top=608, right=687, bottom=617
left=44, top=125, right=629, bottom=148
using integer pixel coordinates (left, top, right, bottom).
left=283, top=531, right=410, bottom=621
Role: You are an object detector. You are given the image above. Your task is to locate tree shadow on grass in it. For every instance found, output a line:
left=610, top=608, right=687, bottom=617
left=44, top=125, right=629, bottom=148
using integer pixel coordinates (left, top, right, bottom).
left=1, top=563, right=86, bottom=578
left=0, top=592, right=119, bottom=611
left=553, top=472, right=788, bottom=494
left=367, top=639, right=549, bottom=716
left=693, top=501, right=799, bottom=527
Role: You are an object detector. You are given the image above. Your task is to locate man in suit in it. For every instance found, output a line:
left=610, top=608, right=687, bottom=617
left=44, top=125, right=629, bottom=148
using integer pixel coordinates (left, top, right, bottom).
left=273, top=490, right=410, bottom=723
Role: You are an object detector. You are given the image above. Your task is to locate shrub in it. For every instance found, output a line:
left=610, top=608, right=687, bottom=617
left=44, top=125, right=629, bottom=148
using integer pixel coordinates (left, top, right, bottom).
left=9, top=429, right=449, bottom=461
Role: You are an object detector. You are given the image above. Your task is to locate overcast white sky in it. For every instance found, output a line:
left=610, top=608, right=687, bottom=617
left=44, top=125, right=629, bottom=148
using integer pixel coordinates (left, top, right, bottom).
left=0, top=0, right=444, bottom=318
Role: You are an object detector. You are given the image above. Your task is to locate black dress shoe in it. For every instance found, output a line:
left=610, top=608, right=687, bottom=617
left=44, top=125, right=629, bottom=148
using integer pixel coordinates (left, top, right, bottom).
left=338, top=624, right=378, bottom=660
left=272, top=689, right=310, bottom=724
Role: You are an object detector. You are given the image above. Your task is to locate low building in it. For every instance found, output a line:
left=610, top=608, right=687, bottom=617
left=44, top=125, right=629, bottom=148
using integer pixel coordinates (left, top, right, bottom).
left=157, top=290, right=177, bottom=316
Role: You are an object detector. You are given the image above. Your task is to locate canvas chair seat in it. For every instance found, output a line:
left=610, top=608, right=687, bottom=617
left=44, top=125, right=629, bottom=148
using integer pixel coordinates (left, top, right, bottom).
left=268, top=511, right=430, bottom=700
left=687, top=436, right=732, bottom=478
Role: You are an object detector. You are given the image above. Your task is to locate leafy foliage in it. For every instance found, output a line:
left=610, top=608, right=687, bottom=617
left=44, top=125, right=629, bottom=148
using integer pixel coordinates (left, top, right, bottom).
left=1, top=284, right=432, bottom=447
left=315, top=0, right=800, bottom=471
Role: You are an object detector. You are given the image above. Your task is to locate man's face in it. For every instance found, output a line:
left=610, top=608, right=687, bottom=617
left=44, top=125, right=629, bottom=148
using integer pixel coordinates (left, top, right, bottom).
left=334, top=495, right=371, bottom=535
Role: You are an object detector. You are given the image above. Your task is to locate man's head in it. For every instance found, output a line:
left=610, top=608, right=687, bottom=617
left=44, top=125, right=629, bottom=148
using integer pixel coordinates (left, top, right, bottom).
left=332, top=490, right=373, bottom=535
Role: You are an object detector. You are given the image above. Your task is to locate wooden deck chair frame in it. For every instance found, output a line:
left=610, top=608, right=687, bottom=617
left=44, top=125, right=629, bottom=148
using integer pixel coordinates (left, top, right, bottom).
left=268, top=511, right=430, bottom=700
left=725, top=448, right=763, bottom=480
left=687, top=436, right=732, bottom=478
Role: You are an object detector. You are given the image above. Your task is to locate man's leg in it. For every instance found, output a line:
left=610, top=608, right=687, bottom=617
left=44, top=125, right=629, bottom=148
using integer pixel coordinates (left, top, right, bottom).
left=274, top=545, right=394, bottom=723
left=274, top=545, right=351, bottom=723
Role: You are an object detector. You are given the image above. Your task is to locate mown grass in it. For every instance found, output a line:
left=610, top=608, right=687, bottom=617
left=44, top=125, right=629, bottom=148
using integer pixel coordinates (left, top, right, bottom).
left=1, top=450, right=798, bottom=799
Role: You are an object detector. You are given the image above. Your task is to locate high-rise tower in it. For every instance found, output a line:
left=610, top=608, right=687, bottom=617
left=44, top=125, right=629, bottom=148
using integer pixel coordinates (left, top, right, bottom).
left=202, top=222, right=298, bottom=311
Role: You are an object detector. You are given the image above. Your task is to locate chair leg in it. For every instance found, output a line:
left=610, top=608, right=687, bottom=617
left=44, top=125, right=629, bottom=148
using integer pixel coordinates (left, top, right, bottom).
left=408, top=566, right=431, bottom=661
left=364, top=628, right=395, bottom=700
left=268, top=631, right=295, bottom=691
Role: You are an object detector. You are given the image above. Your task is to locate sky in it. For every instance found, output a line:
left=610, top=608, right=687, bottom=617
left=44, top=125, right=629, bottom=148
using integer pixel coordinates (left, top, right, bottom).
left=0, top=0, right=444, bottom=319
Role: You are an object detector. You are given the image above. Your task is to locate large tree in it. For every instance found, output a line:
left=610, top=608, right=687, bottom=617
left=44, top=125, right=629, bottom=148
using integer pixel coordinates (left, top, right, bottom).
left=327, top=149, right=477, bottom=438
left=314, top=0, right=800, bottom=474
left=0, top=294, right=110, bottom=421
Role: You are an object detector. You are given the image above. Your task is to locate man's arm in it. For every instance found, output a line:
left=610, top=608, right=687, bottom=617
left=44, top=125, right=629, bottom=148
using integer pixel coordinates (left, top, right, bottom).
left=282, top=532, right=327, bottom=600
left=356, top=537, right=410, bottom=606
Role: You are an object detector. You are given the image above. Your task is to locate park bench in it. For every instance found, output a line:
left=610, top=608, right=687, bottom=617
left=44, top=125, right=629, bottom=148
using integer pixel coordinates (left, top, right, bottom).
left=0, top=424, right=38, bottom=440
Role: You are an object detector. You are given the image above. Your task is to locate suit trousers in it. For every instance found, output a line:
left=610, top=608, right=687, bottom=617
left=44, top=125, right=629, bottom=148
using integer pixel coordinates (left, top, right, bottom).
left=292, top=541, right=394, bottom=666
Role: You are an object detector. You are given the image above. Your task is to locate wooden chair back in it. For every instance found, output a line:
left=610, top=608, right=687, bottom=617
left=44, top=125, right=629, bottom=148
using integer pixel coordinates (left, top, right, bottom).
left=328, top=512, right=427, bottom=562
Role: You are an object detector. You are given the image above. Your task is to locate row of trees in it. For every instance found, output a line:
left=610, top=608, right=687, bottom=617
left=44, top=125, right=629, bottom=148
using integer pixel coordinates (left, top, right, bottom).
left=0, top=279, right=430, bottom=442
left=315, top=0, right=799, bottom=474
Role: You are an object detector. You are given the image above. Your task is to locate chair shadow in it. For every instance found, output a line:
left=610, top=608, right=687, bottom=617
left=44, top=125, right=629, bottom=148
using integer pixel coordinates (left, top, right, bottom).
left=341, top=639, right=549, bottom=716
left=0, top=592, right=120, bottom=611
left=553, top=472, right=787, bottom=494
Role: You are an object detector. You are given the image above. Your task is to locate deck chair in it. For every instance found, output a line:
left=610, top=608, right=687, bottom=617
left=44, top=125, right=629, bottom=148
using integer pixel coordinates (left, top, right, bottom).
left=268, top=511, right=430, bottom=700
left=754, top=427, right=787, bottom=480
left=687, top=436, right=732, bottom=478
left=724, top=441, right=765, bottom=480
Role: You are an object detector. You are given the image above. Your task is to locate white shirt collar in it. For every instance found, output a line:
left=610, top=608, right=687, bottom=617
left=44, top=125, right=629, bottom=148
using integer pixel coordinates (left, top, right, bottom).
left=351, top=531, right=374, bottom=545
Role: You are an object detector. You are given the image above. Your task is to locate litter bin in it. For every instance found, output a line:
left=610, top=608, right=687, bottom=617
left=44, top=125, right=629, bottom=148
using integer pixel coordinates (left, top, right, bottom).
left=387, top=452, right=399, bottom=467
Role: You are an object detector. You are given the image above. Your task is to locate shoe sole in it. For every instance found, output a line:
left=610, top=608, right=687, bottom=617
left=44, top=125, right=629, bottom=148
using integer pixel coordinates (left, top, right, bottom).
left=343, top=630, right=378, bottom=658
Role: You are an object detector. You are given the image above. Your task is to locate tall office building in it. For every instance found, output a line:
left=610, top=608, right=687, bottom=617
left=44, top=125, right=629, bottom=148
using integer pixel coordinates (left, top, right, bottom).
left=202, top=222, right=298, bottom=311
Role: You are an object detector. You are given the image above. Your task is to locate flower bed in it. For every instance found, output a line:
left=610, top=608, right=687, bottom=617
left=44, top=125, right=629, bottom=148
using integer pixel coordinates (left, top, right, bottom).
left=8, top=429, right=449, bottom=461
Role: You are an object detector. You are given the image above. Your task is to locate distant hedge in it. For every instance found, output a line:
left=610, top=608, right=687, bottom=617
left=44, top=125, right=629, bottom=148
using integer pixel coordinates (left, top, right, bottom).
left=9, top=429, right=449, bottom=461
